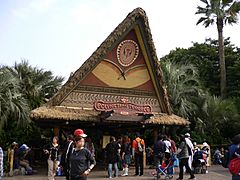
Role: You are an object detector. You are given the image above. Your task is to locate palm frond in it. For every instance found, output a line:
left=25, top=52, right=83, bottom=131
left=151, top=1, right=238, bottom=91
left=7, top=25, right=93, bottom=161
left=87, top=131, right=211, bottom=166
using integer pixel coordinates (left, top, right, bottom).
left=200, top=0, right=210, bottom=5
left=203, top=18, right=215, bottom=27
left=196, top=6, right=209, bottom=14
left=225, top=15, right=238, bottom=24
left=161, top=60, right=203, bottom=118
left=0, top=67, right=30, bottom=130
left=196, top=17, right=209, bottom=25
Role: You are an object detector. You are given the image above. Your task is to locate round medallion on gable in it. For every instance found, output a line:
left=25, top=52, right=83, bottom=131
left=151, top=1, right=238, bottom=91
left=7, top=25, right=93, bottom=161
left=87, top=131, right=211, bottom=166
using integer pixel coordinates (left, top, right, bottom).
left=117, top=40, right=139, bottom=67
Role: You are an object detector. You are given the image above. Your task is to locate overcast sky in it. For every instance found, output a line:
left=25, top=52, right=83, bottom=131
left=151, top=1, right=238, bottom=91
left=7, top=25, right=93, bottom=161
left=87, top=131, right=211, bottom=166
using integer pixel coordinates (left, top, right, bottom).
left=1, top=0, right=240, bottom=79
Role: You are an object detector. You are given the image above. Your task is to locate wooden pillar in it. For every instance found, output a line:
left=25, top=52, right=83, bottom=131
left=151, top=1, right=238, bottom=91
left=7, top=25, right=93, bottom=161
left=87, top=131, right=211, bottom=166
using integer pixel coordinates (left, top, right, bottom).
left=153, top=127, right=158, bottom=143
left=143, top=152, right=146, bottom=168
left=54, top=127, right=60, bottom=137
left=8, top=148, right=14, bottom=176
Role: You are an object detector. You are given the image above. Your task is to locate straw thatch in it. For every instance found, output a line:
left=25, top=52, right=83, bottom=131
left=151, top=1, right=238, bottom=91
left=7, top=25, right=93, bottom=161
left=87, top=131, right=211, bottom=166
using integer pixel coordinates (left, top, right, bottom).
left=144, top=113, right=190, bottom=126
left=31, top=106, right=189, bottom=126
left=30, top=106, right=99, bottom=121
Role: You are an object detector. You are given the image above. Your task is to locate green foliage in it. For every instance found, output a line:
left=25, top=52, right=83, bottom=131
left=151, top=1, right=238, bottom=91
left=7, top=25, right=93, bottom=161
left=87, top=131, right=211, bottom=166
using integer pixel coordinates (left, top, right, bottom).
left=195, top=96, right=239, bottom=144
left=160, top=60, right=202, bottom=119
left=0, top=60, right=64, bottom=149
left=161, top=38, right=240, bottom=144
left=0, top=67, right=30, bottom=130
left=9, top=60, right=64, bottom=109
left=161, top=38, right=240, bottom=98
left=196, top=0, right=240, bottom=98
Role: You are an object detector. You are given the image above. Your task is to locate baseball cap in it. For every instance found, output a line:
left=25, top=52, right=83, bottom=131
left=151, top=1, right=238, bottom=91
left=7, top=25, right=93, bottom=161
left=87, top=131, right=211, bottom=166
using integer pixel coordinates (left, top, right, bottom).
left=74, top=129, right=87, bottom=137
left=185, top=133, right=190, bottom=137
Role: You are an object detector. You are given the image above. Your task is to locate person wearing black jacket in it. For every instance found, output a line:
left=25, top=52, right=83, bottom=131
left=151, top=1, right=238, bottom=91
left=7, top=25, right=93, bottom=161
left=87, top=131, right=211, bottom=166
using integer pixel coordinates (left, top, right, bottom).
left=61, top=135, right=74, bottom=180
left=154, top=134, right=166, bottom=168
left=69, top=136, right=95, bottom=180
left=105, top=136, right=120, bottom=178
left=43, top=136, right=60, bottom=180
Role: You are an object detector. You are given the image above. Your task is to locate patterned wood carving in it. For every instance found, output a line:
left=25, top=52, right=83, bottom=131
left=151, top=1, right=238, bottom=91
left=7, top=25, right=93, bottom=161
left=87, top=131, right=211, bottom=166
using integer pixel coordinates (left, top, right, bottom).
left=60, top=91, right=161, bottom=112
left=75, top=85, right=156, bottom=97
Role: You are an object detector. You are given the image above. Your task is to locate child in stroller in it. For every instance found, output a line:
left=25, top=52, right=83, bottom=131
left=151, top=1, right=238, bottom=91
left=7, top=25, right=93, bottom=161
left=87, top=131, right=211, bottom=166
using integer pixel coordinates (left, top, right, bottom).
left=153, top=154, right=176, bottom=180
left=192, top=148, right=207, bottom=174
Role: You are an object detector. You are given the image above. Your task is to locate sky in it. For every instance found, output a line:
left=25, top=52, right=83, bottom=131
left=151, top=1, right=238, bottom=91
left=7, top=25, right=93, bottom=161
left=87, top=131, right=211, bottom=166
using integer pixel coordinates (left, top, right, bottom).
left=0, top=0, right=240, bottom=79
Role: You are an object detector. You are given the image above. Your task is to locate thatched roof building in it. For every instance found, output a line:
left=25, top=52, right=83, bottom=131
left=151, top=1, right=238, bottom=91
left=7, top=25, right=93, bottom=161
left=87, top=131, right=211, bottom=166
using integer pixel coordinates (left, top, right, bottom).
left=31, top=8, right=189, bottom=132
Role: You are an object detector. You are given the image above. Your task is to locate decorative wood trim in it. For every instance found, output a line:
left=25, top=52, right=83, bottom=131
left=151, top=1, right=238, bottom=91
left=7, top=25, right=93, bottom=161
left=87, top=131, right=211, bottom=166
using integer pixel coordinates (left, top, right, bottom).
left=75, top=85, right=156, bottom=97
left=60, top=91, right=161, bottom=112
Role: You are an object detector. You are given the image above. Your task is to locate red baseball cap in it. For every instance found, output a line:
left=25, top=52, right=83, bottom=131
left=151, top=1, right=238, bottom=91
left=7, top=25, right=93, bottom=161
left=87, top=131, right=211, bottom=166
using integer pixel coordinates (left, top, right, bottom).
left=74, top=129, right=87, bottom=137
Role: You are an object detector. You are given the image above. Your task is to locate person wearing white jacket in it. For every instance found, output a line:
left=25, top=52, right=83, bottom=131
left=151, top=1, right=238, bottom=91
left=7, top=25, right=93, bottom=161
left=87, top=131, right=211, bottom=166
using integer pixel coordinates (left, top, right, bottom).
left=185, top=133, right=194, bottom=170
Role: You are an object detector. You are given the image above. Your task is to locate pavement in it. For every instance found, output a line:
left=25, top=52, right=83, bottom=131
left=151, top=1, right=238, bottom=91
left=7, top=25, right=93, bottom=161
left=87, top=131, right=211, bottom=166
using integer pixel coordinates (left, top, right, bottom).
left=4, top=165, right=231, bottom=180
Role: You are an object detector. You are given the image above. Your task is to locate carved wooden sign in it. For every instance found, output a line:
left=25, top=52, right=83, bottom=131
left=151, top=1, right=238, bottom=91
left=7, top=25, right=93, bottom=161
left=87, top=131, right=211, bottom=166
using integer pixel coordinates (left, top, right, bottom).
left=94, top=98, right=152, bottom=115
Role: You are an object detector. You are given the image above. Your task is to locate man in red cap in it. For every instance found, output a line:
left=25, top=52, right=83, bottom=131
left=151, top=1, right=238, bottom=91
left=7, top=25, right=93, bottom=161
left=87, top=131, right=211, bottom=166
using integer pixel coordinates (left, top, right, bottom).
left=74, top=129, right=87, bottom=138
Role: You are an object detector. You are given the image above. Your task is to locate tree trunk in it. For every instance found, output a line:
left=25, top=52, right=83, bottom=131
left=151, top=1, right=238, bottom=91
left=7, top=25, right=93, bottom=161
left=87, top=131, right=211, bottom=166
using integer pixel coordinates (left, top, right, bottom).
left=217, top=18, right=226, bottom=98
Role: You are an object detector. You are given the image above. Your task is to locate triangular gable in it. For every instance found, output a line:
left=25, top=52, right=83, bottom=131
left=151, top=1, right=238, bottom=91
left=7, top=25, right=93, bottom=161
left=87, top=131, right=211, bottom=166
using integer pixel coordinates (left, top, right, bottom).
left=80, top=29, right=155, bottom=92
left=47, top=8, right=171, bottom=114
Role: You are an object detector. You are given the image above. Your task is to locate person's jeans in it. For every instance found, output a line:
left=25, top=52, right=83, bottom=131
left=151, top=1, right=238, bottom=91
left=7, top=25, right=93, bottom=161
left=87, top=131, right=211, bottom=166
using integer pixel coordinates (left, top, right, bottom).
left=108, top=163, right=118, bottom=178
left=135, top=153, right=144, bottom=175
left=179, top=158, right=195, bottom=179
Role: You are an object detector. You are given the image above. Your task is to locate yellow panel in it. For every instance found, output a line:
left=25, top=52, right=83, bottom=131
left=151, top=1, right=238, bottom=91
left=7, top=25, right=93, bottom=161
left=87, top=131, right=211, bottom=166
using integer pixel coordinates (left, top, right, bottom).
left=92, top=61, right=150, bottom=88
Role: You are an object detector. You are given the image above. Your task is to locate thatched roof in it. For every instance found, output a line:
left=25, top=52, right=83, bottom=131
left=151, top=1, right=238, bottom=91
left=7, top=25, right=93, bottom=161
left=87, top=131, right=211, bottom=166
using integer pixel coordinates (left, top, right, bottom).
left=144, top=113, right=190, bottom=126
left=46, top=7, right=171, bottom=114
left=31, top=106, right=189, bottom=126
left=31, top=106, right=98, bottom=122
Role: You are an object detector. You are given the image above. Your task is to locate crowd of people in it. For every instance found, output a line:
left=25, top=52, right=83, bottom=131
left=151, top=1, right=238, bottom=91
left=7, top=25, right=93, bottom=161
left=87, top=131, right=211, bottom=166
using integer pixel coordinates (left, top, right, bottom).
left=7, top=142, right=35, bottom=176
left=103, top=132, right=203, bottom=180
left=2, top=131, right=240, bottom=179
left=44, top=129, right=96, bottom=180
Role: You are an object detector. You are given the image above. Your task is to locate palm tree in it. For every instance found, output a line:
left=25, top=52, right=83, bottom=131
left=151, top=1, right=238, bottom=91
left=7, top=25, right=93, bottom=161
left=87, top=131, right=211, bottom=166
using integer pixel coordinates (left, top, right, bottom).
left=0, top=67, right=30, bottom=130
left=196, top=0, right=240, bottom=98
left=198, top=95, right=240, bottom=143
left=160, top=60, right=202, bottom=119
left=9, top=60, right=64, bottom=109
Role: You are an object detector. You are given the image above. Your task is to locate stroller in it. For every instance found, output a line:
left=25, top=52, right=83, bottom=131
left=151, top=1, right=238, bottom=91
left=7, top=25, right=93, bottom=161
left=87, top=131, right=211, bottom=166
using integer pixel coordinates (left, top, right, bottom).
left=192, top=149, right=207, bottom=174
left=213, top=149, right=223, bottom=165
left=153, top=154, right=176, bottom=180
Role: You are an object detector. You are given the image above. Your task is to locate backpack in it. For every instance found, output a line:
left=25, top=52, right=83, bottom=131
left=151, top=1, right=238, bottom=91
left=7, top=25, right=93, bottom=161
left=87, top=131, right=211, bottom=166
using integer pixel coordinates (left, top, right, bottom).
left=108, top=143, right=117, bottom=154
left=229, top=158, right=240, bottom=176
left=136, top=139, right=143, bottom=153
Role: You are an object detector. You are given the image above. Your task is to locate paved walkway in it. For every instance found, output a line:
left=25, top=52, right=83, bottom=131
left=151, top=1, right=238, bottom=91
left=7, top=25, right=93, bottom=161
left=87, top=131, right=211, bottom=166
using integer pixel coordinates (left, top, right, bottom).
left=4, top=165, right=231, bottom=180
